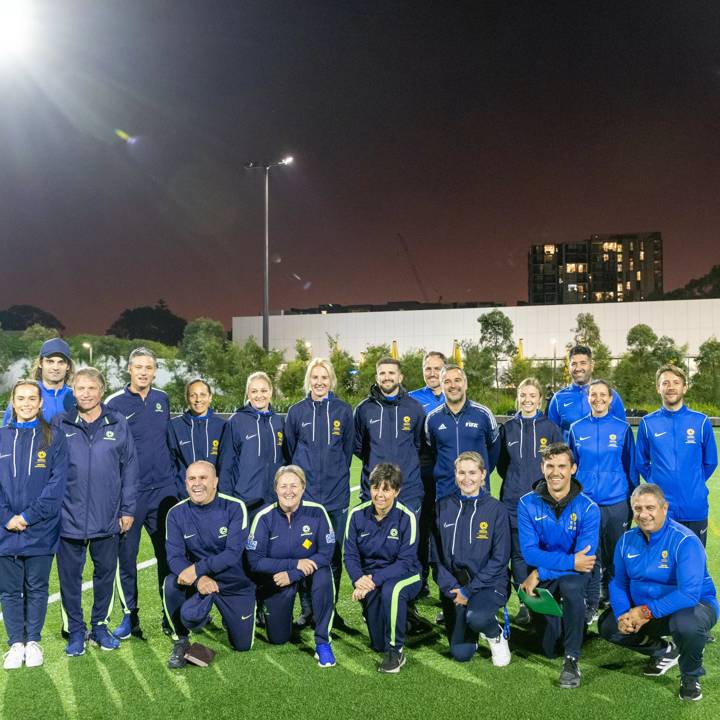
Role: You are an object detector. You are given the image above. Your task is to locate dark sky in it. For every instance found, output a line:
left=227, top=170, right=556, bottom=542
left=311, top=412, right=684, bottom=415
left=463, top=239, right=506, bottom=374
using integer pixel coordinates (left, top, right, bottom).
left=2, top=0, right=720, bottom=334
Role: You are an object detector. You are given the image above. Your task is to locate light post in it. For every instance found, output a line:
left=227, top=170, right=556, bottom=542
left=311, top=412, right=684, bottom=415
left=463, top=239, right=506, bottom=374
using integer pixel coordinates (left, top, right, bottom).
left=550, top=339, right=557, bottom=390
left=82, top=342, right=93, bottom=365
left=244, top=155, right=294, bottom=351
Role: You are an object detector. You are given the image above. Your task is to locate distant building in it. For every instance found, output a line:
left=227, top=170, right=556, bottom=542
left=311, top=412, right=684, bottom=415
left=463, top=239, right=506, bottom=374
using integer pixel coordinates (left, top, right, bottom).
left=528, top=232, right=663, bottom=305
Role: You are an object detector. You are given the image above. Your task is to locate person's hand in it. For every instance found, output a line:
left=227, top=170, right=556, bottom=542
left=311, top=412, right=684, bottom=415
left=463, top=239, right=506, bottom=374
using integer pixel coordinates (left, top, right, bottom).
left=273, top=571, right=292, bottom=587
left=119, top=516, right=134, bottom=533
left=178, top=564, right=198, bottom=586
left=296, top=558, right=318, bottom=576
left=5, top=515, right=27, bottom=532
left=625, top=606, right=650, bottom=632
left=354, top=575, right=375, bottom=594
left=197, top=575, right=219, bottom=595
left=450, top=588, right=468, bottom=606
left=352, top=587, right=369, bottom=601
left=519, top=569, right=540, bottom=596
left=617, top=612, right=637, bottom=635
left=574, top=545, right=596, bottom=573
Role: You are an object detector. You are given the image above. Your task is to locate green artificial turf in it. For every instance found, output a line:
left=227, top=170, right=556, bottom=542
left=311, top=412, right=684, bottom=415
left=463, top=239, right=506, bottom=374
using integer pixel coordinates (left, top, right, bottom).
left=2, top=436, right=719, bottom=720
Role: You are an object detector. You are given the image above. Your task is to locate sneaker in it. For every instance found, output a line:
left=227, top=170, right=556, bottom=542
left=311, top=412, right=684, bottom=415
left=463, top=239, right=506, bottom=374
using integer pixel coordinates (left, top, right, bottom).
left=435, top=611, right=445, bottom=625
left=585, top=606, right=599, bottom=626
left=3, top=643, right=24, bottom=670
left=24, top=641, right=43, bottom=668
left=89, top=625, right=121, bottom=651
left=314, top=642, right=336, bottom=668
left=378, top=647, right=406, bottom=674
left=481, top=627, right=511, bottom=667
left=643, top=642, right=680, bottom=676
left=113, top=612, right=141, bottom=641
left=65, top=632, right=86, bottom=657
left=167, top=637, right=190, bottom=669
left=514, top=603, right=531, bottom=626
left=293, top=608, right=314, bottom=629
left=559, top=656, right=582, bottom=688
left=679, top=675, right=702, bottom=702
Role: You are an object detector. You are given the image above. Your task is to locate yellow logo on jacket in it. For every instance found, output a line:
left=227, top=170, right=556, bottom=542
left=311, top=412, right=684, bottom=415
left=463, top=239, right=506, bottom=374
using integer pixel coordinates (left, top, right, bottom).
left=332, top=419, right=342, bottom=436
left=277, top=431, right=283, bottom=446
left=476, top=521, right=489, bottom=540
left=659, top=549, right=669, bottom=569
left=211, top=439, right=219, bottom=456
left=402, top=415, right=412, bottom=432
left=568, top=512, right=577, bottom=531
left=35, top=450, right=47, bottom=469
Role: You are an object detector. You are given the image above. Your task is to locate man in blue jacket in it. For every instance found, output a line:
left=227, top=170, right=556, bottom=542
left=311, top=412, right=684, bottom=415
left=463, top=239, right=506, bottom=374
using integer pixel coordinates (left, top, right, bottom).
left=636, top=365, right=718, bottom=545
left=106, top=347, right=177, bottom=639
left=518, top=442, right=599, bottom=689
left=547, top=345, right=626, bottom=440
left=56, top=368, right=138, bottom=656
left=164, top=460, right=256, bottom=668
left=599, top=483, right=718, bottom=702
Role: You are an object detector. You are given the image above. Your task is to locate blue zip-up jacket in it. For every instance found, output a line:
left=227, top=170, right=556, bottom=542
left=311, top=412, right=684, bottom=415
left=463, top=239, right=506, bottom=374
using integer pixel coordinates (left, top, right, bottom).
left=497, top=412, right=563, bottom=526
left=0, top=422, right=68, bottom=556
left=568, top=413, right=638, bottom=506
left=167, top=410, right=226, bottom=496
left=354, top=385, right=425, bottom=504
left=56, top=406, right=138, bottom=540
left=425, top=399, right=500, bottom=500
left=610, top=518, right=719, bottom=620
left=408, top=386, right=445, bottom=413
left=433, top=490, right=510, bottom=599
left=218, top=404, right=285, bottom=508
left=636, top=405, right=718, bottom=521
left=3, top=383, right=75, bottom=427
left=517, top=479, right=600, bottom=581
left=343, top=500, right=420, bottom=586
left=165, top=493, right=254, bottom=594
left=105, top=386, right=174, bottom=493
left=284, top=393, right=354, bottom=512
left=246, top=500, right=334, bottom=584
left=548, top=383, right=626, bottom=440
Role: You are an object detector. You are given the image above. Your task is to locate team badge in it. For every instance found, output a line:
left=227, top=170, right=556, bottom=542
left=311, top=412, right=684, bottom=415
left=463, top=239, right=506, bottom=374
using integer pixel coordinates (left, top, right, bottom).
left=246, top=535, right=257, bottom=551
left=476, top=521, right=489, bottom=540
left=211, top=439, right=219, bottom=456
left=277, top=431, right=283, bottom=446
left=388, top=528, right=399, bottom=540
left=332, top=419, right=341, bottom=436
left=302, top=539, right=313, bottom=550
left=402, top=415, right=412, bottom=432
left=686, top=428, right=696, bottom=445
left=35, top=450, right=47, bottom=469
left=608, top=433, right=618, bottom=448
left=568, top=512, right=577, bottom=531
left=539, top=437, right=548, bottom=447
left=104, top=430, right=115, bottom=441
left=155, top=402, right=163, bottom=412
left=301, top=525, right=312, bottom=536
left=659, top=549, right=669, bottom=569
left=218, top=526, right=228, bottom=537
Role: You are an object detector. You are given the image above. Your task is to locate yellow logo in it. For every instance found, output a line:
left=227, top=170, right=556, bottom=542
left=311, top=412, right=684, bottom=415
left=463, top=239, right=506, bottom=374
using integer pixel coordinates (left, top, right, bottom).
left=568, top=512, right=577, bottom=531
left=539, top=437, right=548, bottom=447
left=35, top=449, right=47, bottom=469
left=476, top=521, right=489, bottom=540
left=333, top=420, right=341, bottom=428
left=659, top=548, right=669, bottom=568
left=212, top=440, right=219, bottom=447
left=402, top=415, right=412, bottom=432
left=687, top=428, right=695, bottom=436
left=37, top=451, right=47, bottom=459
left=302, top=538, right=313, bottom=550
left=277, top=431, right=283, bottom=445
left=661, top=550, right=668, bottom=558
left=609, top=434, right=617, bottom=441
left=332, top=419, right=342, bottom=436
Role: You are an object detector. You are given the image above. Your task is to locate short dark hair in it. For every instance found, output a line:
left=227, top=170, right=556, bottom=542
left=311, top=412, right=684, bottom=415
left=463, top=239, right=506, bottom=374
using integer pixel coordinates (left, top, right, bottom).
left=540, top=441, right=575, bottom=464
left=375, top=356, right=401, bottom=371
left=568, top=345, right=592, bottom=360
left=369, top=463, right=403, bottom=492
left=185, top=378, right=212, bottom=403
left=588, top=378, right=613, bottom=396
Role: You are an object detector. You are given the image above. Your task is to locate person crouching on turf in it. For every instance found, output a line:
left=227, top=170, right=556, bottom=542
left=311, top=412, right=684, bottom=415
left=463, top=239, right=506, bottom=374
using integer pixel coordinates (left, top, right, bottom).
left=344, top=463, right=421, bottom=674
left=433, top=451, right=511, bottom=667
left=246, top=464, right=337, bottom=668
left=164, top=461, right=256, bottom=668
left=1, top=380, right=68, bottom=670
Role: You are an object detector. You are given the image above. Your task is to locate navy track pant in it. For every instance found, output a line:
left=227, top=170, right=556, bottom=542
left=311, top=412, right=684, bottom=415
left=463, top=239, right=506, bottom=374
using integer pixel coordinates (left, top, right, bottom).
left=362, top=574, right=421, bottom=652
left=509, top=528, right=529, bottom=591
left=0, top=555, right=53, bottom=645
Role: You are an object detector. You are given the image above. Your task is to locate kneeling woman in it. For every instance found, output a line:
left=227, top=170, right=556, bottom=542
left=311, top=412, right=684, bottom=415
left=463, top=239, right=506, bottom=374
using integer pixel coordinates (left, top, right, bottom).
left=0, top=380, right=68, bottom=670
left=246, top=465, right=336, bottom=667
left=433, top=451, right=512, bottom=666
left=344, top=463, right=421, bottom=674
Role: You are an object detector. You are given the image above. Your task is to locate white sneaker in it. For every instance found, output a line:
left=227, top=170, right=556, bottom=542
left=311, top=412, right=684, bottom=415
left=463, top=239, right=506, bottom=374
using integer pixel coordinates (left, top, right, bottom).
left=24, top=641, right=44, bottom=668
left=481, top=627, right=511, bottom=667
left=3, top=643, right=25, bottom=670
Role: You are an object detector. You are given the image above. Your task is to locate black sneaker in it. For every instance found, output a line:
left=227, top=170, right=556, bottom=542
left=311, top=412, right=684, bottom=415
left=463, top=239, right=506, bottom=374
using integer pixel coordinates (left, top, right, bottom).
left=435, top=611, right=445, bottom=625
left=559, top=656, right=582, bottom=689
left=293, top=608, right=315, bottom=629
left=256, top=607, right=266, bottom=629
left=167, top=638, right=190, bottom=669
left=585, top=606, right=599, bottom=626
left=643, top=643, right=679, bottom=676
left=378, top=647, right=406, bottom=674
left=514, top=603, right=531, bottom=626
left=679, top=675, right=702, bottom=702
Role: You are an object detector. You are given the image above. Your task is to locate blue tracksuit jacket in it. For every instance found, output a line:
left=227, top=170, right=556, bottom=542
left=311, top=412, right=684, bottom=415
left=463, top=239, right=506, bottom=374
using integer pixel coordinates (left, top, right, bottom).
left=433, top=490, right=510, bottom=599
left=497, top=412, right=563, bottom=526
left=284, top=393, right=354, bottom=512
left=354, top=385, right=425, bottom=504
left=425, top=399, right=500, bottom=500
left=0, top=422, right=68, bottom=556
left=55, top=407, right=138, bottom=539
left=3, top=383, right=75, bottom=427
left=246, top=500, right=334, bottom=584
left=165, top=493, right=254, bottom=594
left=105, top=385, right=174, bottom=492
left=408, top=386, right=445, bottom=414
left=343, top=500, right=420, bottom=586
left=636, top=405, right=718, bottom=521
left=548, top=384, right=626, bottom=439
left=167, top=410, right=226, bottom=495
left=610, top=518, right=719, bottom=620
left=517, top=480, right=600, bottom=581
left=218, top=404, right=285, bottom=508
left=568, top=414, right=638, bottom=506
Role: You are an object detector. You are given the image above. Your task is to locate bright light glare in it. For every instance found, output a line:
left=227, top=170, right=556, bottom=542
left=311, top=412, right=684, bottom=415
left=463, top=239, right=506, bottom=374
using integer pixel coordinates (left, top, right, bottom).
left=0, top=0, right=33, bottom=60
left=281, top=156, right=294, bottom=165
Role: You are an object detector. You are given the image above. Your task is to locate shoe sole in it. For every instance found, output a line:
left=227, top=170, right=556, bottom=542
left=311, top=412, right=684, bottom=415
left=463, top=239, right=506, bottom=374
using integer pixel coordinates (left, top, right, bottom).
left=679, top=692, right=702, bottom=702
left=643, top=656, right=679, bottom=676
left=378, top=656, right=406, bottom=674
left=25, top=658, right=44, bottom=668
left=3, top=663, right=24, bottom=670
left=89, top=640, right=119, bottom=651
left=65, top=649, right=86, bottom=657
left=559, top=680, right=581, bottom=689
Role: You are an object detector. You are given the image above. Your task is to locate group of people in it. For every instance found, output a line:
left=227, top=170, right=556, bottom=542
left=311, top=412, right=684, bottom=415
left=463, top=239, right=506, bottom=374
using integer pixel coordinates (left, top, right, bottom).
left=0, top=339, right=717, bottom=701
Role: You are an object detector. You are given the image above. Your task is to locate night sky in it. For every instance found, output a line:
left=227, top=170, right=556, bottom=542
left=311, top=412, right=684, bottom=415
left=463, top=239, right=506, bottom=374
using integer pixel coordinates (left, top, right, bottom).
left=2, top=0, right=720, bottom=334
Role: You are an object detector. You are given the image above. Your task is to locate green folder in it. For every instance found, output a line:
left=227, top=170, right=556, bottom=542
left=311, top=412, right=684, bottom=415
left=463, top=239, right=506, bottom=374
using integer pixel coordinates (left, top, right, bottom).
left=518, top=587, right=563, bottom=617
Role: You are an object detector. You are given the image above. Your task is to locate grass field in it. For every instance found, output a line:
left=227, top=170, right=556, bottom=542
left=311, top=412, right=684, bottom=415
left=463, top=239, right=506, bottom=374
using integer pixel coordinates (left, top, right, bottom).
left=2, top=433, right=720, bottom=720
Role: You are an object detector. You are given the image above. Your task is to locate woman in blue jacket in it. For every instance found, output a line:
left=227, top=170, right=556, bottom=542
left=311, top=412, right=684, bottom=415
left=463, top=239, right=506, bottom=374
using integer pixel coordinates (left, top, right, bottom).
left=0, top=380, right=68, bottom=670
left=568, top=379, right=637, bottom=620
left=497, top=377, right=562, bottom=624
left=219, top=372, right=284, bottom=517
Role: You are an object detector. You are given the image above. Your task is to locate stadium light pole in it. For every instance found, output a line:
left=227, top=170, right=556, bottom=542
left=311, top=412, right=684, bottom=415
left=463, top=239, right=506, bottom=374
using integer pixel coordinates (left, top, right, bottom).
left=244, top=156, right=294, bottom=351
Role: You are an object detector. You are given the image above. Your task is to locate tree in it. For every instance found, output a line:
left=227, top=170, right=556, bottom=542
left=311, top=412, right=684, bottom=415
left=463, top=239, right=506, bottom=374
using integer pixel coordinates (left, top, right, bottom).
left=571, top=312, right=612, bottom=379
left=0, top=305, right=64, bottom=331
left=107, top=299, right=187, bottom=346
left=689, top=337, right=720, bottom=408
left=327, top=335, right=358, bottom=399
left=477, top=309, right=515, bottom=389
left=276, top=340, right=313, bottom=403
left=663, top=264, right=720, bottom=300
left=399, top=349, right=424, bottom=393
left=461, top=340, right=495, bottom=402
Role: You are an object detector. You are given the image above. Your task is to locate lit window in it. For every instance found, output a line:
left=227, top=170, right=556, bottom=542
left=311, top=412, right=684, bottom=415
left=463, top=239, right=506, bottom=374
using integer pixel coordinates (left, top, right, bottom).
left=617, top=283, right=623, bottom=292
left=577, top=263, right=585, bottom=272
left=603, top=253, right=609, bottom=262
left=626, top=281, right=631, bottom=290
left=636, top=271, right=642, bottom=281
left=566, top=263, right=576, bottom=272
left=568, top=283, right=578, bottom=292
left=617, top=263, right=623, bottom=271
left=640, top=251, right=645, bottom=260
left=544, top=244, right=556, bottom=255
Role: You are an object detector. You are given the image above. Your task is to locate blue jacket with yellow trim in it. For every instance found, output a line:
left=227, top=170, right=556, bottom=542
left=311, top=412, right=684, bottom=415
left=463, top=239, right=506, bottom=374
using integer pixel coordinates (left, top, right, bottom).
left=343, top=500, right=420, bottom=586
left=548, top=383, right=626, bottom=439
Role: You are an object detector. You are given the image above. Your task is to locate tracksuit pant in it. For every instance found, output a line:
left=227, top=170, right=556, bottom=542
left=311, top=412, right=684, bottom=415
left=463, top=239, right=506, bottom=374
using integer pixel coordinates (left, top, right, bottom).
left=509, top=527, right=529, bottom=590
left=260, top=565, right=334, bottom=646
left=678, top=520, right=708, bottom=547
left=163, top=575, right=256, bottom=651
left=441, top=587, right=506, bottom=662
left=117, top=485, right=177, bottom=615
left=361, top=574, right=421, bottom=652
left=58, top=535, right=119, bottom=634
left=0, top=555, right=53, bottom=645
left=599, top=602, right=718, bottom=677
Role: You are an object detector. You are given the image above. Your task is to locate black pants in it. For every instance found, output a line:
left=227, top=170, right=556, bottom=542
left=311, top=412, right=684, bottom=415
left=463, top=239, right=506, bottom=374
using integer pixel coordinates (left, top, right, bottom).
left=587, top=500, right=631, bottom=608
left=678, top=519, right=708, bottom=547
